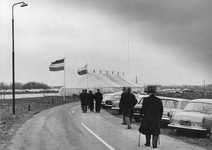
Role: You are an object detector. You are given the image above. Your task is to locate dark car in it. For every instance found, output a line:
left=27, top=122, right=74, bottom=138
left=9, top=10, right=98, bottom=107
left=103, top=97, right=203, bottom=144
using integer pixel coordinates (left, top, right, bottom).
left=133, top=95, right=149, bottom=122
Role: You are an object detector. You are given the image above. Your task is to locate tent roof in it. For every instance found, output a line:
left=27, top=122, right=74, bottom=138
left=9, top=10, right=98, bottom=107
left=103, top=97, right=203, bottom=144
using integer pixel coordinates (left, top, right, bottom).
left=67, top=73, right=142, bottom=89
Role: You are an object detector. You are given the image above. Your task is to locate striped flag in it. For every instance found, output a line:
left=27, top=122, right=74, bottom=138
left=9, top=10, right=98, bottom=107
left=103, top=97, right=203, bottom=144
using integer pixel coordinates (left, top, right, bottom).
left=77, top=64, right=88, bottom=75
left=49, top=58, right=65, bottom=71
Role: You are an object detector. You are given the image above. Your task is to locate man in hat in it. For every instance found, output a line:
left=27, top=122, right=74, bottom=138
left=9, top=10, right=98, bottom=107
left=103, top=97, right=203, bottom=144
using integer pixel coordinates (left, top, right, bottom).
left=122, top=87, right=137, bottom=129
left=140, top=86, right=163, bottom=148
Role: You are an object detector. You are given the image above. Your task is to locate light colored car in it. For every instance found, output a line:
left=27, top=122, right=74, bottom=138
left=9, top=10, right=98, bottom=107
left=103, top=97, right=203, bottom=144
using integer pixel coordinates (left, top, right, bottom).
left=161, top=97, right=190, bottom=124
left=105, top=93, right=121, bottom=108
left=133, top=96, right=190, bottom=123
left=111, top=92, right=148, bottom=110
left=168, top=99, right=212, bottom=139
left=101, top=91, right=122, bottom=108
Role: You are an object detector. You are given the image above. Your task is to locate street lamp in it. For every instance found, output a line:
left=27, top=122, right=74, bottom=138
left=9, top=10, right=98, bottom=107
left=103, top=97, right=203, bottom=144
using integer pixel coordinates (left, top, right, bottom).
left=12, top=2, right=28, bottom=114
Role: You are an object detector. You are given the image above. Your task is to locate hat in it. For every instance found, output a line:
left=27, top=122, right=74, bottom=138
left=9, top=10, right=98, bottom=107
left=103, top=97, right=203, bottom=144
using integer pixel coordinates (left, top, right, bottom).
left=147, top=86, right=157, bottom=93
left=127, top=87, right=131, bottom=91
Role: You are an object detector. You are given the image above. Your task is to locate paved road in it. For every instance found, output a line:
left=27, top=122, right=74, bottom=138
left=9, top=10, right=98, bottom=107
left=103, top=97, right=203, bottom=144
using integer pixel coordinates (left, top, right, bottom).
left=8, top=101, right=206, bottom=150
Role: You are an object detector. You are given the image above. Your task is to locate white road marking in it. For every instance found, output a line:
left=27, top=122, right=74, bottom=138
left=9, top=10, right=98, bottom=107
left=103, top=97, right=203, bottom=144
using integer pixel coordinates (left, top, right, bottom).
left=81, top=123, right=115, bottom=150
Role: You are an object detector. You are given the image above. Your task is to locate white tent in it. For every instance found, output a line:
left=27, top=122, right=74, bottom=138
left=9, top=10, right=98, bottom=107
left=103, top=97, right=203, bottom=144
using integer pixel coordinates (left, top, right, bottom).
left=59, top=73, right=143, bottom=96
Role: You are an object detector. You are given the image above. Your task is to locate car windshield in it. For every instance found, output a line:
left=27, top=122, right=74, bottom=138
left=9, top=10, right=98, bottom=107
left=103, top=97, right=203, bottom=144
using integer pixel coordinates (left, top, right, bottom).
left=112, top=95, right=121, bottom=100
left=162, top=99, right=178, bottom=108
left=184, top=102, right=212, bottom=113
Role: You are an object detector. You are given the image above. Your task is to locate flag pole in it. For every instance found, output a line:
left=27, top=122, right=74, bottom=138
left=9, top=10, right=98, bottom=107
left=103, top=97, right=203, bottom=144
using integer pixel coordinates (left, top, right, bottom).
left=63, top=57, right=66, bottom=100
left=86, top=64, right=88, bottom=90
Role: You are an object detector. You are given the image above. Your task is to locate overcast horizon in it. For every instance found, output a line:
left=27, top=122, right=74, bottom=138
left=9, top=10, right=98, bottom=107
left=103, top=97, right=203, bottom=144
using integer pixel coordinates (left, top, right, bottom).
left=1, top=0, right=212, bottom=87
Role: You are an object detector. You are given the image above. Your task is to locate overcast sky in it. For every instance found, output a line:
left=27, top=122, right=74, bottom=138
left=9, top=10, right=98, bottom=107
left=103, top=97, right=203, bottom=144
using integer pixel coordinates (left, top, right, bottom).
left=1, top=0, right=212, bottom=87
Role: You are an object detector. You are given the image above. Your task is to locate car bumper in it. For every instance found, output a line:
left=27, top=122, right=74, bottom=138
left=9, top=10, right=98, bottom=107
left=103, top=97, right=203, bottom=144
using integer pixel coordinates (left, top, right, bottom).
left=161, top=117, right=170, bottom=124
left=111, top=107, right=119, bottom=110
left=168, top=123, right=207, bottom=131
left=134, top=113, right=140, bottom=116
left=105, top=104, right=112, bottom=107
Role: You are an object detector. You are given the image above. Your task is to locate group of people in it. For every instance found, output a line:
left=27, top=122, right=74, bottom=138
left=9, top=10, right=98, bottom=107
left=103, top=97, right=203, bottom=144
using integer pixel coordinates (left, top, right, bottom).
left=79, top=88, right=103, bottom=113
left=80, top=86, right=163, bottom=148
left=119, top=86, right=164, bottom=149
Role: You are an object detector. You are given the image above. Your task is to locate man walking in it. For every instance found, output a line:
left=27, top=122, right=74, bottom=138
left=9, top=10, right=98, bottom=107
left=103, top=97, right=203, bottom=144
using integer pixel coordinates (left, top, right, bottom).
left=119, top=87, right=127, bottom=124
left=122, top=87, right=137, bottom=129
left=80, top=89, right=88, bottom=113
left=88, top=90, right=95, bottom=112
left=140, top=86, right=163, bottom=148
left=94, top=89, right=103, bottom=113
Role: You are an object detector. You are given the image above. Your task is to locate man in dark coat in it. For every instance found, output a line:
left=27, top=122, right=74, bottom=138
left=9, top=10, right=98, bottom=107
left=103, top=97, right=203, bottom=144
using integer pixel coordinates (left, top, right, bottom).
left=119, top=87, right=127, bottom=124
left=88, top=90, right=95, bottom=112
left=94, top=89, right=103, bottom=113
left=140, top=86, right=163, bottom=148
left=122, top=87, right=137, bottom=129
left=80, top=89, right=88, bottom=113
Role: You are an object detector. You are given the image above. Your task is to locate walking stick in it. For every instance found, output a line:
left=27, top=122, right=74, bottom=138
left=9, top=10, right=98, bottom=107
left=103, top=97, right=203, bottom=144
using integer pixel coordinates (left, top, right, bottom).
left=138, top=131, right=141, bottom=146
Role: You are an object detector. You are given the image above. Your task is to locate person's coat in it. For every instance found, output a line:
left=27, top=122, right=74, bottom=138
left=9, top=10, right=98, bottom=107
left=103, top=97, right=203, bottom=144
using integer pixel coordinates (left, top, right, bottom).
left=140, top=94, right=163, bottom=135
left=122, top=92, right=137, bottom=116
left=94, top=92, right=103, bottom=105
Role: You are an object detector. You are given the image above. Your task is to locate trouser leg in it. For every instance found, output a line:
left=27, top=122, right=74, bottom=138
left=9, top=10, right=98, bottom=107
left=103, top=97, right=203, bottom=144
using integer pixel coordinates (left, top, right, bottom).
left=122, top=114, right=126, bottom=123
left=125, top=116, right=131, bottom=128
left=98, top=104, right=101, bottom=112
left=152, top=134, right=159, bottom=148
left=145, top=134, right=151, bottom=146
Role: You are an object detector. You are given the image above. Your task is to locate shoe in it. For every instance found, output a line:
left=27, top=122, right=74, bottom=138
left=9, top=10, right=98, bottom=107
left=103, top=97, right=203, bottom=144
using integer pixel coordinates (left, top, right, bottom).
left=144, top=143, right=150, bottom=146
left=121, top=122, right=127, bottom=125
left=127, top=127, right=131, bottom=129
left=153, top=146, right=157, bottom=148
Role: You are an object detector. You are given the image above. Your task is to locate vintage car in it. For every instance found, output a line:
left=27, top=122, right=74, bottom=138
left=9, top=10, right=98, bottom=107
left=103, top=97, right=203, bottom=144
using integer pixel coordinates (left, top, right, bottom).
left=101, top=91, right=122, bottom=108
left=111, top=92, right=148, bottom=110
left=161, top=97, right=190, bottom=124
left=132, top=95, right=150, bottom=122
left=168, top=99, right=212, bottom=139
left=133, top=96, right=190, bottom=123
left=105, top=93, right=122, bottom=108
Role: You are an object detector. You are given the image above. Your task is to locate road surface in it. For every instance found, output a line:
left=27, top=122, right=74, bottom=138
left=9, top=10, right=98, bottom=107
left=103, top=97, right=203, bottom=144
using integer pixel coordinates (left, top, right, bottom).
left=8, top=101, right=206, bottom=150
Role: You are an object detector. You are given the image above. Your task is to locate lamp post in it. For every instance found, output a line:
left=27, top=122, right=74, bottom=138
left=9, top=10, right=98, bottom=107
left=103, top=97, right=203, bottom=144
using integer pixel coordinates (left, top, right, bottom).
left=12, top=2, right=28, bottom=114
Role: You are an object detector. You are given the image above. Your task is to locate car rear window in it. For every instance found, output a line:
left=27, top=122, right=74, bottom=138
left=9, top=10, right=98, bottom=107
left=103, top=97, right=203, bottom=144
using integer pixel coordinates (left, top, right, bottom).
left=184, top=102, right=212, bottom=113
left=162, top=99, right=178, bottom=108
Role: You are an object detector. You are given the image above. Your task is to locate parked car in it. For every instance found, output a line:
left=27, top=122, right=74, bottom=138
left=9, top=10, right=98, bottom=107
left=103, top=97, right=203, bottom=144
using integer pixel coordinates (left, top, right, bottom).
left=111, top=92, right=148, bottom=110
left=133, top=96, right=190, bottom=123
left=101, top=91, right=122, bottom=108
left=105, top=93, right=122, bottom=108
left=168, top=99, right=212, bottom=139
left=161, top=97, right=190, bottom=124
left=133, top=95, right=150, bottom=122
